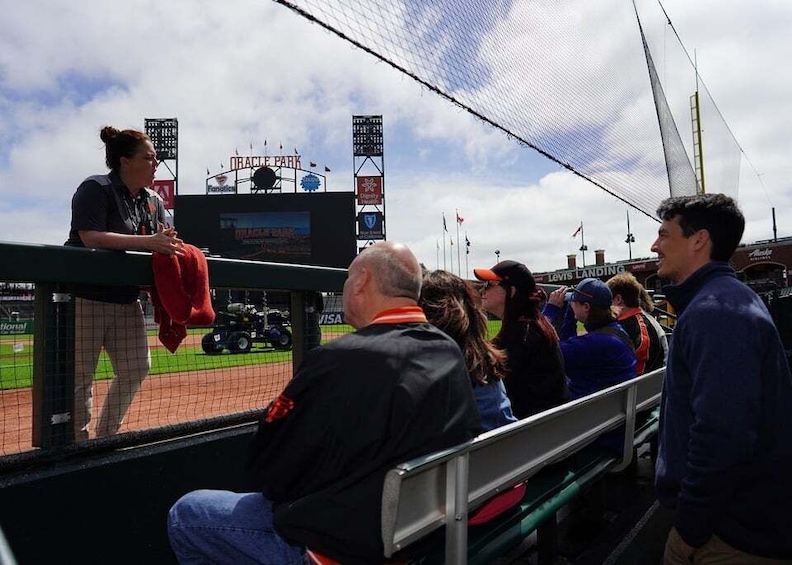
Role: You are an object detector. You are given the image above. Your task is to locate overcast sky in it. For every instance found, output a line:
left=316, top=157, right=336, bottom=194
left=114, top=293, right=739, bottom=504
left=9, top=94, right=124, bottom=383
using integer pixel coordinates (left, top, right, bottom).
left=1, top=0, right=789, bottom=277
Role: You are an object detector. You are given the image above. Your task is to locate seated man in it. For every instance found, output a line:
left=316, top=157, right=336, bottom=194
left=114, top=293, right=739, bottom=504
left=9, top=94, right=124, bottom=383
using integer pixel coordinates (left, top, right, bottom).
left=607, top=272, right=668, bottom=374
left=167, top=242, right=481, bottom=565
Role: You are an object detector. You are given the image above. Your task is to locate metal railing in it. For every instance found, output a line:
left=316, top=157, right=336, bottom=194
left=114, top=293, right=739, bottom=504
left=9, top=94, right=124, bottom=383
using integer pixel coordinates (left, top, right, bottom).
left=0, top=241, right=346, bottom=467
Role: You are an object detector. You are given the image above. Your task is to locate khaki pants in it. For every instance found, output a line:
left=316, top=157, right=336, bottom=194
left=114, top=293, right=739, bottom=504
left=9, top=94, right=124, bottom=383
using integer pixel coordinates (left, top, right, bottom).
left=664, top=527, right=792, bottom=564
left=74, top=297, right=150, bottom=441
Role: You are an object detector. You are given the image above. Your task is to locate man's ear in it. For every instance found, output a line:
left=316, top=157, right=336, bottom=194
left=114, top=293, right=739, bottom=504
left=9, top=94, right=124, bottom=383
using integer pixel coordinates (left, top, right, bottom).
left=692, top=228, right=712, bottom=254
left=612, top=294, right=624, bottom=307
left=353, top=266, right=371, bottom=295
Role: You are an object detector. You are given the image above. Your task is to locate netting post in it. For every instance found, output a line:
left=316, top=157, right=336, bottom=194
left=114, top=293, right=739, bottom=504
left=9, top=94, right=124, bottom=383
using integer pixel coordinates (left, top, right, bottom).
left=32, top=284, right=75, bottom=447
left=290, top=291, right=305, bottom=376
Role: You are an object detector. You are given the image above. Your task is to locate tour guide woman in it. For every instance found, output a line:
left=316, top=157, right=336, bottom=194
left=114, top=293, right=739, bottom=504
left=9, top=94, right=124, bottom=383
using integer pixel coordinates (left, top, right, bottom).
left=65, top=126, right=184, bottom=441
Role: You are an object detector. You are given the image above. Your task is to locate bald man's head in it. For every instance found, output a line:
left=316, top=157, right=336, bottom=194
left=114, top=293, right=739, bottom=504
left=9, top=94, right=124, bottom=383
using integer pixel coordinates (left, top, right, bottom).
left=343, top=242, right=422, bottom=328
left=357, top=241, right=422, bottom=300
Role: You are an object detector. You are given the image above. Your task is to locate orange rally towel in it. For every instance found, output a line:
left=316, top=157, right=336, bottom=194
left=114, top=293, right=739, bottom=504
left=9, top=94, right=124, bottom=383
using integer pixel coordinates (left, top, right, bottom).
left=150, top=244, right=215, bottom=353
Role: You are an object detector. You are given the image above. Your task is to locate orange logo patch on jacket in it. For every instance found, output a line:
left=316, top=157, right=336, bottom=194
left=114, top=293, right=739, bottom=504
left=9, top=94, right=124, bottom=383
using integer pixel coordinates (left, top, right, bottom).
left=265, top=395, right=295, bottom=423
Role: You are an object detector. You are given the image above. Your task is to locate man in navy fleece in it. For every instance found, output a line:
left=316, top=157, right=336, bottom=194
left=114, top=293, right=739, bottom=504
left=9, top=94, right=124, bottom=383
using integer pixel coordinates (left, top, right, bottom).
left=652, top=194, right=792, bottom=564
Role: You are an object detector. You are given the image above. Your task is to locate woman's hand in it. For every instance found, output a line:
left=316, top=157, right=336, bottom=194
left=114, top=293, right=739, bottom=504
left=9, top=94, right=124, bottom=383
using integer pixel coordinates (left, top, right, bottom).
left=147, top=223, right=184, bottom=255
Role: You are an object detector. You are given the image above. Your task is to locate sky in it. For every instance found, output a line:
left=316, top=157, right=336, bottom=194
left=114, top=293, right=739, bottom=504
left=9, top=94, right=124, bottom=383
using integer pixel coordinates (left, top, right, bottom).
left=1, top=0, right=790, bottom=278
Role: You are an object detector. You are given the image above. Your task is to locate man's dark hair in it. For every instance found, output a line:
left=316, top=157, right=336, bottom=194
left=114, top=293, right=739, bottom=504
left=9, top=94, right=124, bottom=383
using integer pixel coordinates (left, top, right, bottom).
left=656, top=194, right=745, bottom=261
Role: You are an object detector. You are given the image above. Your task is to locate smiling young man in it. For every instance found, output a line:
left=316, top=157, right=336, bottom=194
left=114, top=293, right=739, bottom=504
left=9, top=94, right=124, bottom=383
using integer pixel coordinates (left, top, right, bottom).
left=651, top=194, right=792, bottom=564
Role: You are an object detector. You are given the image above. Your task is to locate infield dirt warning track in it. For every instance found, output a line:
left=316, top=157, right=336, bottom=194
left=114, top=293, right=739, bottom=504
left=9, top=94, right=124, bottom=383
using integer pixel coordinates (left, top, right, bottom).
left=0, top=333, right=293, bottom=456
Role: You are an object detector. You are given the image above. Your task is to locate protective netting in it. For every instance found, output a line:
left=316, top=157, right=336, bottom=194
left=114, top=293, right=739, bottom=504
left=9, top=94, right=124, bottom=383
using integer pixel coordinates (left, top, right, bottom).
left=273, top=0, right=743, bottom=218
left=0, top=281, right=348, bottom=458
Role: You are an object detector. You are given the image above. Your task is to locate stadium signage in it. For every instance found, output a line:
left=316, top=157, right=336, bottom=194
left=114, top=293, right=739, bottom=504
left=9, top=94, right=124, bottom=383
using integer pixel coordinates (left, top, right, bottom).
left=0, top=321, right=31, bottom=335
left=540, top=264, right=627, bottom=283
left=229, top=155, right=302, bottom=171
left=207, top=185, right=236, bottom=194
left=748, top=248, right=773, bottom=261
left=319, top=312, right=345, bottom=325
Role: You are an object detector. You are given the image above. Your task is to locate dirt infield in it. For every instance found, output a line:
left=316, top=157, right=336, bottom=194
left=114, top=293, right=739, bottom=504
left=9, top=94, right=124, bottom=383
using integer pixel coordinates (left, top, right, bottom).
left=0, top=346, right=293, bottom=456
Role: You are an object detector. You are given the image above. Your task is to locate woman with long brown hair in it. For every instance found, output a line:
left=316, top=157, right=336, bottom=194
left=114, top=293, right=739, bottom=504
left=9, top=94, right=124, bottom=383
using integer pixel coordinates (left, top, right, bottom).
left=474, top=260, right=568, bottom=419
left=419, top=269, right=515, bottom=431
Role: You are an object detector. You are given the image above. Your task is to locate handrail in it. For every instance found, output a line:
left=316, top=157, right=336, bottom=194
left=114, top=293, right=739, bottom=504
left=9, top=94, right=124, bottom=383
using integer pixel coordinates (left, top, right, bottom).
left=381, top=368, right=664, bottom=561
left=0, top=241, right=347, bottom=292
left=0, top=240, right=349, bottom=454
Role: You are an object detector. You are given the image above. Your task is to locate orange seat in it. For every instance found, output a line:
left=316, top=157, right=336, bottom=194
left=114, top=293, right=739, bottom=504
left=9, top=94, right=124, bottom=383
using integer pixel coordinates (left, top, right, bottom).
left=468, top=480, right=527, bottom=525
left=306, top=549, right=342, bottom=565
left=305, top=548, right=405, bottom=565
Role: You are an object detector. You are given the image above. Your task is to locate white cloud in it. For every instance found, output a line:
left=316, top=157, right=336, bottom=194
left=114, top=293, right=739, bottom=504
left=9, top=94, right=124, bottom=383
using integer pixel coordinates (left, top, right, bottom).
left=0, top=0, right=789, bottom=281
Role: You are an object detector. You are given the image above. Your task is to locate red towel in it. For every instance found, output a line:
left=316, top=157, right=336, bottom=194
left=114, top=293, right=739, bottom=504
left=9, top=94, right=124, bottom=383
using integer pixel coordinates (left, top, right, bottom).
left=150, top=244, right=215, bottom=353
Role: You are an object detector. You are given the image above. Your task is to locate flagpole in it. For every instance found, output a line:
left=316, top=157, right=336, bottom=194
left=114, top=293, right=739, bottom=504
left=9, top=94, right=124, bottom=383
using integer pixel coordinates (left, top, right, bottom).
left=449, top=236, right=454, bottom=274
left=626, top=210, right=634, bottom=260
left=436, top=240, right=440, bottom=270
left=455, top=209, right=462, bottom=277
left=580, top=222, right=587, bottom=267
left=442, top=214, right=447, bottom=270
left=465, top=233, right=470, bottom=279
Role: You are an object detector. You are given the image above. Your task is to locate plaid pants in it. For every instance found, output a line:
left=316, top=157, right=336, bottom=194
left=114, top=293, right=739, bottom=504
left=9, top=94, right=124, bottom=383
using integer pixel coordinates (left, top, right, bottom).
left=73, top=297, right=150, bottom=441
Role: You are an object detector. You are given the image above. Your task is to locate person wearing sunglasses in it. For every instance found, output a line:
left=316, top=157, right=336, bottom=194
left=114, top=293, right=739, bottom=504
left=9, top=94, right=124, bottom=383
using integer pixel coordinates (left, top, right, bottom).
left=474, top=260, right=568, bottom=419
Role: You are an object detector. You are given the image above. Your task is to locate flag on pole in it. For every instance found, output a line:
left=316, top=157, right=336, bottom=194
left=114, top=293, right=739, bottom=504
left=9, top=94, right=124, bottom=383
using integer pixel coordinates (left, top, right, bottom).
left=309, top=162, right=317, bottom=168
left=249, top=142, right=253, bottom=153
left=264, top=139, right=267, bottom=147
left=279, top=142, right=283, bottom=152
left=235, top=148, right=239, bottom=156
left=465, top=233, right=471, bottom=255
left=206, top=167, right=210, bottom=176
left=572, top=223, right=583, bottom=238
left=456, top=211, right=464, bottom=224
left=324, top=166, right=331, bottom=172
left=450, top=237, right=454, bottom=247
left=294, top=147, right=299, bottom=155
left=436, top=239, right=440, bottom=251
left=220, top=162, right=224, bottom=169
left=443, top=213, right=448, bottom=233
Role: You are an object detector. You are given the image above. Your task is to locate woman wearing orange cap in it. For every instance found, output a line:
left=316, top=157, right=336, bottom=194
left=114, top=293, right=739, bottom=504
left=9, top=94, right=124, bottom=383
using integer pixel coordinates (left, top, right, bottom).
left=474, top=260, right=568, bottom=419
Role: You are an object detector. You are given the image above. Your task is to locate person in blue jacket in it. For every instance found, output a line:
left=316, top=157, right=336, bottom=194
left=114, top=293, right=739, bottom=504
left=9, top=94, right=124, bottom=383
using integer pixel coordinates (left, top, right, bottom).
left=543, top=277, right=637, bottom=404
left=420, top=269, right=516, bottom=432
left=651, top=194, right=792, bottom=563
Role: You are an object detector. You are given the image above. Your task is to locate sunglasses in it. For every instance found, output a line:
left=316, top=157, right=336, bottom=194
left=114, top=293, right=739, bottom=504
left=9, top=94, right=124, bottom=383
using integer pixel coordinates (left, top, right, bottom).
left=482, top=281, right=502, bottom=290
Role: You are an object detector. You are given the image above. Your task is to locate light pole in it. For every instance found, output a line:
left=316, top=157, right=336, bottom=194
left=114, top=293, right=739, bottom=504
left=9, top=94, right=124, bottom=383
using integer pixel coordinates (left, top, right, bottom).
left=625, top=209, right=635, bottom=260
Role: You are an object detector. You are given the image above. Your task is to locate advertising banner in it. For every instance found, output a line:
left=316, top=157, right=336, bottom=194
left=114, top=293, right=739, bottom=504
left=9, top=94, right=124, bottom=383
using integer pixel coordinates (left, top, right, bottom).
left=151, top=180, right=175, bottom=209
left=0, top=321, right=33, bottom=335
left=356, top=176, right=383, bottom=205
left=358, top=211, right=384, bottom=240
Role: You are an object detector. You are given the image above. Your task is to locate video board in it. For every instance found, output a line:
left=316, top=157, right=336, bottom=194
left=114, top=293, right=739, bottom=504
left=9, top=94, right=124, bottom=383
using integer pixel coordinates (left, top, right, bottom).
left=174, top=193, right=356, bottom=268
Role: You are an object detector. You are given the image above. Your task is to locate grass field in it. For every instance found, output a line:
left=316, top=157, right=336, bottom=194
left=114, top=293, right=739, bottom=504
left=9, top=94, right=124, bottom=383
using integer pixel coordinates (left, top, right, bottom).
left=1, top=325, right=356, bottom=391
left=0, top=321, right=499, bottom=391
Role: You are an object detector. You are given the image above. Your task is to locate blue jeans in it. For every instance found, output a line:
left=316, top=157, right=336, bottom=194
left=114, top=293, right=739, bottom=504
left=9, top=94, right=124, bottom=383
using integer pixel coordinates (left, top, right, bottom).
left=168, top=490, right=308, bottom=565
